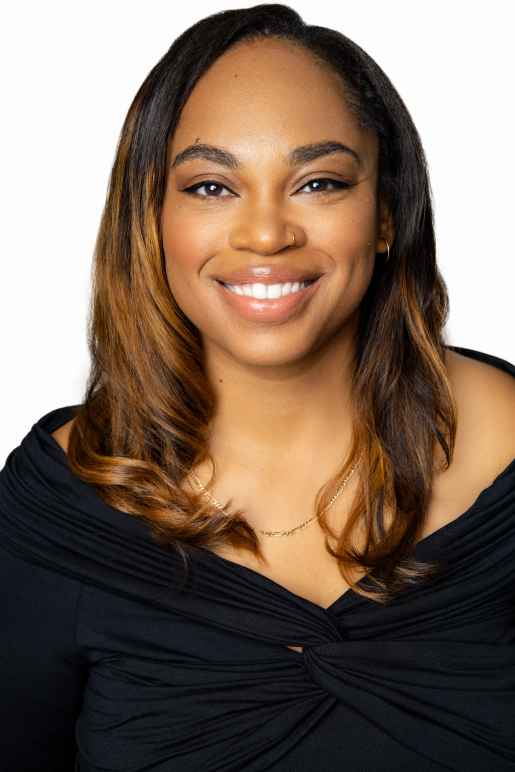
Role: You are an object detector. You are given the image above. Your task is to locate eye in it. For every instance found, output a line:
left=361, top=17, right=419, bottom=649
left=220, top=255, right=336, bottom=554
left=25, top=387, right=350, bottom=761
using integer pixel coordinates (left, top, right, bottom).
left=298, top=178, right=351, bottom=195
left=181, top=177, right=352, bottom=200
left=182, top=180, right=234, bottom=199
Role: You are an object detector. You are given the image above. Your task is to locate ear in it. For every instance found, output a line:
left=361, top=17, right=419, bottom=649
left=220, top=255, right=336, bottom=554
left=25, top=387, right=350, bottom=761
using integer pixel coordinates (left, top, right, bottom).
left=376, top=198, right=395, bottom=253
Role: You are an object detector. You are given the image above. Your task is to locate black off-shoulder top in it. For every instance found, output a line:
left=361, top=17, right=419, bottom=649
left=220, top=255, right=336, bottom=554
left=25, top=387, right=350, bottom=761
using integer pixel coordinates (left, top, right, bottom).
left=1, top=345, right=514, bottom=771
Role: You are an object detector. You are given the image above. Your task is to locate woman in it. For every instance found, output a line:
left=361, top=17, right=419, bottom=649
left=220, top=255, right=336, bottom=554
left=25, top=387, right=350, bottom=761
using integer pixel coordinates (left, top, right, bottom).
left=2, top=4, right=514, bottom=770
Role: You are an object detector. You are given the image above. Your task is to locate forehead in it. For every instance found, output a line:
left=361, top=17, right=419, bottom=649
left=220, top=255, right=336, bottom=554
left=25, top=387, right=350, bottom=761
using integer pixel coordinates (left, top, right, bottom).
left=168, top=39, right=378, bottom=171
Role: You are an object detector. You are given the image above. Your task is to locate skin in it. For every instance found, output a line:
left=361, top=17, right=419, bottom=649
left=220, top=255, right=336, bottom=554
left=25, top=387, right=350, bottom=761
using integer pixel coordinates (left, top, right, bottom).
left=160, top=38, right=395, bottom=532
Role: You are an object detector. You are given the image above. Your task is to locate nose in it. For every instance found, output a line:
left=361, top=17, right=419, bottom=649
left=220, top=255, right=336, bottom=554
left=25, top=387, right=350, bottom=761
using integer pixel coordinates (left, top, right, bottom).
left=229, top=219, right=302, bottom=256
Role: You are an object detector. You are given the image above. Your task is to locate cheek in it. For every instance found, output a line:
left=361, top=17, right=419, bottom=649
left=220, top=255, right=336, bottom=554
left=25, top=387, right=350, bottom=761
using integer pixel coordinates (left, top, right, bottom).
left=322, top=196, right=378, bottom=303
left=161, top=209, right=206, bottom=292
left=344, top=191, right=378, bottom=240
left=160, top=209, right=219, bottom=334
left=313, top=192, right=378, bottom=256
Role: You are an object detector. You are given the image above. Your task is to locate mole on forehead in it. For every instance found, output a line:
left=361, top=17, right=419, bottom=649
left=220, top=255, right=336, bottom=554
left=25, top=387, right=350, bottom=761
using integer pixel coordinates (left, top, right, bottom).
left=170, top=140, right=363, bottom=171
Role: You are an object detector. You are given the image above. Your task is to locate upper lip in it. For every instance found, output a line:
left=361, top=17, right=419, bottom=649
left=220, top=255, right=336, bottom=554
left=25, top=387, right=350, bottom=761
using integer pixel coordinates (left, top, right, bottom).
left=213, top=265, right=323, bottom=285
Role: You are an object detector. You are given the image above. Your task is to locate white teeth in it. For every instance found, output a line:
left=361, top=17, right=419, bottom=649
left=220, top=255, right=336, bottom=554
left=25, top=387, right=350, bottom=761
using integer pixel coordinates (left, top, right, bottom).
left=224, top=281, right=311, bottom=299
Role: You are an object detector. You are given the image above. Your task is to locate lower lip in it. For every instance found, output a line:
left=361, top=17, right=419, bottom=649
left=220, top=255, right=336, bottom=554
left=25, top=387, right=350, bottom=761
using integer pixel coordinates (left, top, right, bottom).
left=213, top=278, right=323, bottom=323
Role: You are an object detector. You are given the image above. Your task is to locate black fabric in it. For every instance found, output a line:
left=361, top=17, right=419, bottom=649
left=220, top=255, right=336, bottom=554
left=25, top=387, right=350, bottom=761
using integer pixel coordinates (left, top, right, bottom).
left=1, top=344, right=514, bottom=771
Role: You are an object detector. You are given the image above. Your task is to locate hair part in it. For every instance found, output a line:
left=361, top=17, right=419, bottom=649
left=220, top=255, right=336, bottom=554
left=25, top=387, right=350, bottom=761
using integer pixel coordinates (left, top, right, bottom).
left=65, top=3, right=456, bottom=604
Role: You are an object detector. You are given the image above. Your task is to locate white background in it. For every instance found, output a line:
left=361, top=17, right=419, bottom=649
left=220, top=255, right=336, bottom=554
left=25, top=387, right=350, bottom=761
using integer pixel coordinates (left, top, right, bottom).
left=1, top=1, right=513, bottom=463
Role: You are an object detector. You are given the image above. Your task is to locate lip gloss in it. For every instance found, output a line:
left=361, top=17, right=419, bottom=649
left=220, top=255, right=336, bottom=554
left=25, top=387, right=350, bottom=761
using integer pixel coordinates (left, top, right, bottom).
left=212, top=277, right=323, bottom=323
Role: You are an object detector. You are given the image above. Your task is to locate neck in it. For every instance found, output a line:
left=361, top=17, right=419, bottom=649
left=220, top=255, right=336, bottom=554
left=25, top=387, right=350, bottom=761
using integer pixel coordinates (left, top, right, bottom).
left=203, top=334, right=357, bottom=479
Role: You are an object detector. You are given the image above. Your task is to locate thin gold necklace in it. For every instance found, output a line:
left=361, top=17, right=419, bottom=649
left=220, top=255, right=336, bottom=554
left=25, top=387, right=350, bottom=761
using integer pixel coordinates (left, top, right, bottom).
left=190, top=453, right=363, bottom=537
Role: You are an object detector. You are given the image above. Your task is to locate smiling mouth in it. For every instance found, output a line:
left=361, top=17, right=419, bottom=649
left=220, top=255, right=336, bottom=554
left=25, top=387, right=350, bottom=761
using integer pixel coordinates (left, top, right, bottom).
left=215, top=277, right=318, bottom=295
left=212, top=274, right=324, bottom=323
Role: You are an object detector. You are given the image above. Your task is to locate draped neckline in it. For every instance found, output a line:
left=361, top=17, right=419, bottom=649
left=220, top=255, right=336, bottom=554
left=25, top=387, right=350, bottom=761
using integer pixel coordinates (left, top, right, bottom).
left=195, top=456, right=515, bottom=614
left=41, top=413, right=515, bottom=616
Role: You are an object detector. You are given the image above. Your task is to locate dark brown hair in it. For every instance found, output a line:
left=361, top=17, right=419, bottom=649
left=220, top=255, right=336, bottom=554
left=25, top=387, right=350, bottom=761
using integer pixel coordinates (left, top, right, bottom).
left=65, top=4, right=456, bottom=603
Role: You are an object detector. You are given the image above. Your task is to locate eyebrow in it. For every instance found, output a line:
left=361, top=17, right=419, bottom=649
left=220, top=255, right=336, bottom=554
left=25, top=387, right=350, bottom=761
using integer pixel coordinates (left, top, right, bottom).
left=170, top=140, right=362, bottom=170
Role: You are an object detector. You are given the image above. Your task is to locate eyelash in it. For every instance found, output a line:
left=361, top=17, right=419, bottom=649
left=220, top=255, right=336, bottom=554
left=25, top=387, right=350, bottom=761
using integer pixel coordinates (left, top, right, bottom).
left=181, top=177, right=351, bottom=200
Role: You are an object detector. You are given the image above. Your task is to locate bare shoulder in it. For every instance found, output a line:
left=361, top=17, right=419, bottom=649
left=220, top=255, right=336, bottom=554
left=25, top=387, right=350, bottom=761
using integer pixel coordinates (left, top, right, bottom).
left=445, top=347, right=515, bottom=474
left=51, top=417, right=76, bottom=456
left=421, top=348, right=515, bottom=536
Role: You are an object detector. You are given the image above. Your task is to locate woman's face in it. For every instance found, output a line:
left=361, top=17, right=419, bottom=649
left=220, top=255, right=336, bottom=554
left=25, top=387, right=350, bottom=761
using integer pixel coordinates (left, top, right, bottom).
left=161, top=39, right=391, bottom=369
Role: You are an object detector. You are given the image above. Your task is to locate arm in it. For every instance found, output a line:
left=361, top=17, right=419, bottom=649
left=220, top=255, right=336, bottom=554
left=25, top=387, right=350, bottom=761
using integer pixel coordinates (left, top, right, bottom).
left=0, top=545, right=88, bottom=771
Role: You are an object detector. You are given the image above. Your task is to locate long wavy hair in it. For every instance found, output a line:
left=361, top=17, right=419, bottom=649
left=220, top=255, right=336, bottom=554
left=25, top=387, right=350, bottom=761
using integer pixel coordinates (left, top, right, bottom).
left=65, top=3, right=457, bottom=603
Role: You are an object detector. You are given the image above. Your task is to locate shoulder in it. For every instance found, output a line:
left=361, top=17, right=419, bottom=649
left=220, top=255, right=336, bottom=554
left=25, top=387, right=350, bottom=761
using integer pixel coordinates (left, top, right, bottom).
left=445, top=347, right=515, bottom=475
left=446, top=347, right=515, bottom=427
left=446, top=346, right=514, bottom=389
